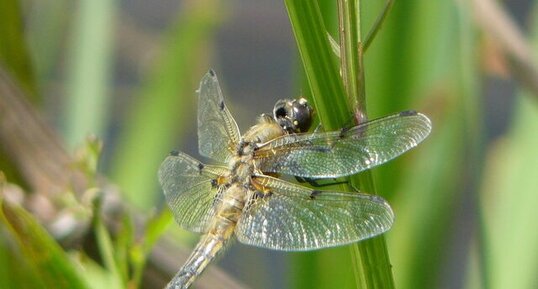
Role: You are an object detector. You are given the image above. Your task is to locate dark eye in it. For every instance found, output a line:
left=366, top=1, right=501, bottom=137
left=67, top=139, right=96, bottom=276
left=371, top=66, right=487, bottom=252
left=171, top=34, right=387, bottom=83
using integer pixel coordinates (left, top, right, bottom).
left=273, top=98, right=313, bottom=133
left=291, top=99, right=313, bottom=133
left=273, top=99, right=291, bottom=119
left=274, top=106, right=287, bottom=118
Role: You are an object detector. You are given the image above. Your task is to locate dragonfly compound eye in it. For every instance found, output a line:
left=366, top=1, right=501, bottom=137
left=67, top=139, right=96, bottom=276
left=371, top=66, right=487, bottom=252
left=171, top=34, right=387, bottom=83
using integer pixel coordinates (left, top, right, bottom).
left=273, top=98, right=313, bottom=133
left=290, top=98, right=313, bottom=133
left=273, top=99, right=290, bottom=119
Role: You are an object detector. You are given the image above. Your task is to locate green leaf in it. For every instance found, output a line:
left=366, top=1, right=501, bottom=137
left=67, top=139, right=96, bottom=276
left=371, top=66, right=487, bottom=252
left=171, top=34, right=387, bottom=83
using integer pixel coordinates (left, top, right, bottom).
left=0, top=198, right=89, bottom=289
left=94, top=207, right=123, bottom=289
left=114, top=214, right=134, bottom=285
left=285, top=0, right=348, bottom=131
left=0, top=234, right=45, bottom=289
left=64, top=0, right=117, bottom=147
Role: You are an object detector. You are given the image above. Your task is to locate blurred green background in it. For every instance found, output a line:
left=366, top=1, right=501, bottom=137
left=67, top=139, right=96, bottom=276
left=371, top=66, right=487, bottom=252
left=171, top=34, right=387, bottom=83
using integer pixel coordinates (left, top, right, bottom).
left=1, top=0, right=538, bottom=289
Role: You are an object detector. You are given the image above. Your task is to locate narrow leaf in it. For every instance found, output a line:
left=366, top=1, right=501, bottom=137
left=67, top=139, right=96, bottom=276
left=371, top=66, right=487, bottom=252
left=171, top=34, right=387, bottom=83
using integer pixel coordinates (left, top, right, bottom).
left=0, top=198, right=89, bottom=289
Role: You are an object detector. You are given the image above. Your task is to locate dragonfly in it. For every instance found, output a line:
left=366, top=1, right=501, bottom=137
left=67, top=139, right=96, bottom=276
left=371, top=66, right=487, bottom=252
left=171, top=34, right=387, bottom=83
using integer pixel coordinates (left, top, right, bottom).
left=159, top=70, right=432, bottom=289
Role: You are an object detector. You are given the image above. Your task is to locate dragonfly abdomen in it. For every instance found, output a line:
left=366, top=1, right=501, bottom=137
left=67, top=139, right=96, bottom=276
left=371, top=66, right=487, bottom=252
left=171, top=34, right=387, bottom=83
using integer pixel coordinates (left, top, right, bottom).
left=166, top=185, right=246, bottom=289
left=165, top=233, right=227, bottom=289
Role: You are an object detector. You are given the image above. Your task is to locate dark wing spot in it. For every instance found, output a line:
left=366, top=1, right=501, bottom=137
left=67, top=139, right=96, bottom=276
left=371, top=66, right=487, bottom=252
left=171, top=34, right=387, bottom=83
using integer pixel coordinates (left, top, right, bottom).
left=310, top=190, right=322, bottom=200
left=253, top=190, right=273, bottom=200
left=209, top=69, right=216, bottom=77
left=399, top=110, right=417, bottom=117
left=210, top=179, right=218, bottom=188
left=198, top=163, right=205, bottom=172
left=339, top=126, right=351, bottom=138
left=311, top=146, right=332, bottom=153
left=254, top=191, right=264, bottom=199
left=219, top=100, right=225, bottom=111
left=169, top=150, right=179, bottom=156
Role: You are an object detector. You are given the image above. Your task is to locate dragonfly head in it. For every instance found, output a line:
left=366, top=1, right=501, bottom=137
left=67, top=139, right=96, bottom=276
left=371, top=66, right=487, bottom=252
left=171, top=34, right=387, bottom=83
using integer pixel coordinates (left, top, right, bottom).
left=273, top=98, right=313, bottom=134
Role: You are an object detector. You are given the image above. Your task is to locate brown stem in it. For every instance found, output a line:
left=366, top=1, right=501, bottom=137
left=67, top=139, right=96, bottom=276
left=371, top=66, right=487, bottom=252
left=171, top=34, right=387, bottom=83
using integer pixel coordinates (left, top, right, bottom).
left=467, top=0, right=538, bottom=99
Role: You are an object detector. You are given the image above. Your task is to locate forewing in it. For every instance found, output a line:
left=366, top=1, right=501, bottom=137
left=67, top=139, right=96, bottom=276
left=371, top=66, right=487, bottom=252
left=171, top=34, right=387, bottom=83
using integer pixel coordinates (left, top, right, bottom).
left=235, top=175, right=394, bottom=251
left=197, top=70, right=241, bottom=163
left=255, top=111, right=431, bottom=178
left=158, top=151, right=229, bottom=233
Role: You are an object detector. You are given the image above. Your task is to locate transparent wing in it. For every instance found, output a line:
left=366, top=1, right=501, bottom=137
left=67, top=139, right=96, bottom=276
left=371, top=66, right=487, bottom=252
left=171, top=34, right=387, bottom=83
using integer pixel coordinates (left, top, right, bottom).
left=254, top=111, right=431, bottom=178
left=197, top=70, right=241, bottom=163
left=235, top=175, right=394, bottom=251
left=158, top=151, right=229, bottom=233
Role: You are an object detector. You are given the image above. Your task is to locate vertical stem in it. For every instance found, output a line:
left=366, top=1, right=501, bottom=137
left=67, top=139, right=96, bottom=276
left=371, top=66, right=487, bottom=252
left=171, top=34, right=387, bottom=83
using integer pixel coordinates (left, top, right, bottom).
left=65, top=0, right=116, bottom=147
left=337, top=0, right=366, bottom=122
left=337, top=0, right=396, bottom=289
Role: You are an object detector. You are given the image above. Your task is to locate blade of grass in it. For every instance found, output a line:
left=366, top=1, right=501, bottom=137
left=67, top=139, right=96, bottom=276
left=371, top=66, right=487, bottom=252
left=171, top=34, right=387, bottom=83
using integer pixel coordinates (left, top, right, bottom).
left=0, top=234, right=46, bottom=289
left=0, top=198, right=89, bottom=289
left=113, top=214, right=133, bottom=285
left=64, top=0, right=116, bottom=147
left=110, top=0, right=224, bottom=208
left=362, top=0, right=394, bottom=52
left=94, top=204, right=123, bottom=289
left=0, top=174, right=45, bottom=289
left=285, top=0, right=348, bottom=130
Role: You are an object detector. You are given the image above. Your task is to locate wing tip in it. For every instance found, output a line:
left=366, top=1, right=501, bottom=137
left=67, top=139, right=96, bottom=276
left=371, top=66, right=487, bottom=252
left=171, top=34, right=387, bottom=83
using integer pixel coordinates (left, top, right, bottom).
left=208, top=68, right=216, bottom=77
left=169, top=150, right=179, bottom=156
left=400, top=110, right=433, bottom=137
left=399, top=110, right=417, bottom=117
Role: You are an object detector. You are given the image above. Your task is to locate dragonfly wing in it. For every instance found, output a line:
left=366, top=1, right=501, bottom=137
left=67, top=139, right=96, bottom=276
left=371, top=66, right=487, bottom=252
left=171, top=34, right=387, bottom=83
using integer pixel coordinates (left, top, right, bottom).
left=254, top=111, right=431, bottom=178
left=197, top=70, right=241, bottom=163
left=235, top=175, right=394, bottom=251
left=158, top=151, right=229, bottom=233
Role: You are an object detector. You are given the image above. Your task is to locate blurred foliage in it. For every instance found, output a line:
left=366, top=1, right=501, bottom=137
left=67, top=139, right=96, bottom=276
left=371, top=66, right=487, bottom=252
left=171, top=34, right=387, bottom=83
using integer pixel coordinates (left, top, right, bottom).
left=0, top=196, right=89, bottom=289
left=0, top=0, right=538, bottom=289
left=63, top=0, right=116, bottom=147
left=110, top=0, right=224, bottom=208
left=0, top=0, right=37, bottom=98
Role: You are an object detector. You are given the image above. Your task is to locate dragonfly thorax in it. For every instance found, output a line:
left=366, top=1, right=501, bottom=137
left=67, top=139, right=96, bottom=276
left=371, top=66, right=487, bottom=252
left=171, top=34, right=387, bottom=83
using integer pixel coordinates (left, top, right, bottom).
left=241, top=114, right=286, bottom=146
left=229, top=154, right=255, bottom=185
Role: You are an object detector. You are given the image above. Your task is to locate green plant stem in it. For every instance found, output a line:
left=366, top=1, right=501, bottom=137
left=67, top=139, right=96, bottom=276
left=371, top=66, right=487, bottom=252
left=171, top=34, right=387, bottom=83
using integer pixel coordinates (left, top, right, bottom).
left=286, top=0, right=395, bottom=288
left=338, top=1, right=395, bottom=289
left=363, top=0, right=394, bottom=52
left=285, top=0, right=348, bottom=131
left=337, top=0, right=365, bottom=117
left=65, top=0, right=116, bottom=147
